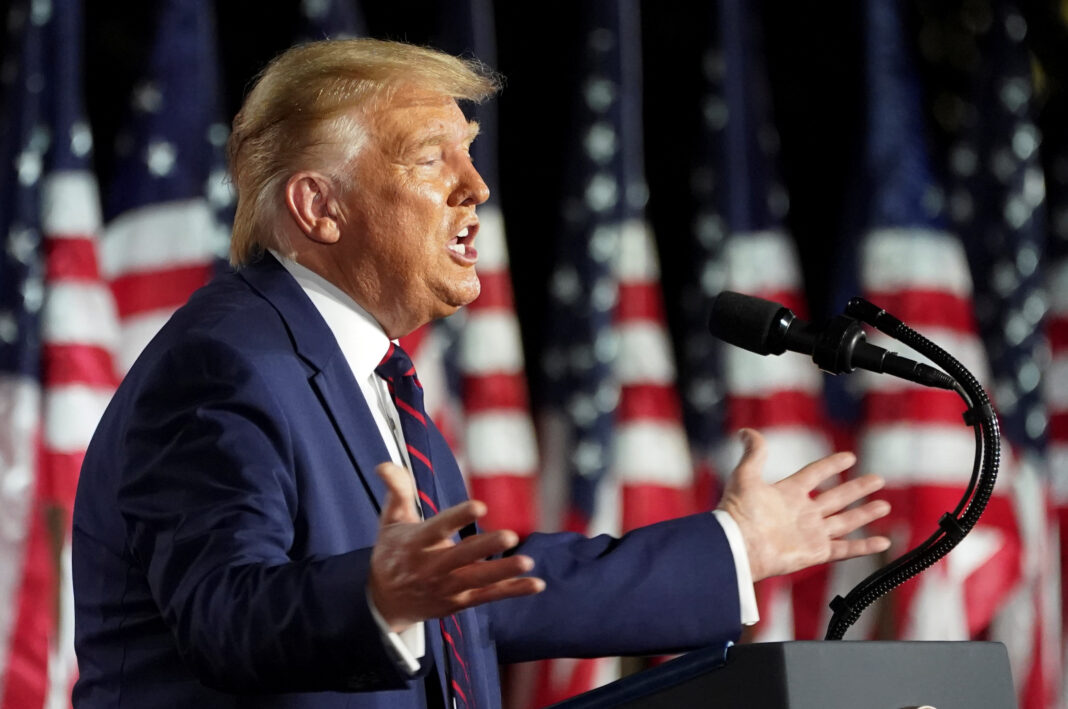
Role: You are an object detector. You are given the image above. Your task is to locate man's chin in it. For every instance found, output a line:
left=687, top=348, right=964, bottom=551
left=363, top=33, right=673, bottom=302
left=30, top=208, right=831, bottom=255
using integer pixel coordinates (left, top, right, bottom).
left=417, top=275, right=480, bottom=325
left=444, top=276, right=482, bottom=310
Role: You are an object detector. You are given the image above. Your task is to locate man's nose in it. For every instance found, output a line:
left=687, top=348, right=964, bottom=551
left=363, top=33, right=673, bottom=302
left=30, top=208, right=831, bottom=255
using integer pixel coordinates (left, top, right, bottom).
left=451, top=163, right=490, bottom=207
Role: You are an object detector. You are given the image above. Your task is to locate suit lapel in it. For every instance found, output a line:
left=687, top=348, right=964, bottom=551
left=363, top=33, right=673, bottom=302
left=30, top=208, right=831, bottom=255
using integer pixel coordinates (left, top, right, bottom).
left=240, top=255, right=478, bottom=703
left=238, top=253, right=392, bottom=512
left=308, top=364, right=393, bottom=514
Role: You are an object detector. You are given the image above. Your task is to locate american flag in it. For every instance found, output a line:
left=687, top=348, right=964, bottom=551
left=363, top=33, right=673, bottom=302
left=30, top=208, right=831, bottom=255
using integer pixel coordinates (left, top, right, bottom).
left=681, top=0, right=841, bottom=643
left=0, top=0, right=120, bottom=707
left=1044, top=7, right=1068, bottom=693
left=99, top=0, right=233, bottom=375
left=1046, top=116, right=1068, bottom=709
left=843, top=0, right=1030, bottom=687
left=416, top=0, right=541, bottom=539
left=938, top=3, right=1059, bottom=706
left=535, top=0, right=694, bottom=703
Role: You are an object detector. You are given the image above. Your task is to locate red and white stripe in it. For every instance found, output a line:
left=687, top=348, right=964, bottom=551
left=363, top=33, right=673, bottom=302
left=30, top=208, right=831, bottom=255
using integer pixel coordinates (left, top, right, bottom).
left=719, top=229, right=831, bottom=476
left=612, top=219, right=694, bottom=532
left=1048, top=256, right=1068, bottom=542
left=41, top=174, right=120, bottom=506
left=717, top=229, right=836, bottom=642
left=100, top=198, right=225, bottom=373
left=457, top=206, right=539, bottom=536
left=1046, top=256, right=1068, bottom=708
left=516, top=220, right=695, bottom=708
left=986, top=451, right=1058, bottom=709
left=0, top=377, right=41, bottom=709
left=854, top=227, right=1024, bottom=644
left=403, top=204, right=540, bottom=538
left=1, top=170, right=120, bottom=709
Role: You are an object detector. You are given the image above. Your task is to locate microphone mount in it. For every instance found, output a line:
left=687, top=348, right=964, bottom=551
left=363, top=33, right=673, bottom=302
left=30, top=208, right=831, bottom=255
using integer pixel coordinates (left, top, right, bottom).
left=806, top=313, right=870, bottom=376
left=707, top=291, right=956, bottom=390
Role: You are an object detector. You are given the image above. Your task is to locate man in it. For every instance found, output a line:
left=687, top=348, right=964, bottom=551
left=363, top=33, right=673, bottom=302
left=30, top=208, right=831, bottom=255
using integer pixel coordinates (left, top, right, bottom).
left=72, top=39, right=890, bottom=708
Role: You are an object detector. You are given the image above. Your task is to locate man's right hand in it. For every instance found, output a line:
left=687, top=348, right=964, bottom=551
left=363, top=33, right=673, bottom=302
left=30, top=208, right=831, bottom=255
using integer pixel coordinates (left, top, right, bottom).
left=368, top=462, right=545, bottom=633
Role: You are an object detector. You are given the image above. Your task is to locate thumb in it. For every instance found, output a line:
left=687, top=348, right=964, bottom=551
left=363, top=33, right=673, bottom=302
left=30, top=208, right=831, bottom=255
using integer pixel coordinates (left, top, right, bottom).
left=729, top=428, right=768, bottom=488
left=375, top=462, right=419, bottom=526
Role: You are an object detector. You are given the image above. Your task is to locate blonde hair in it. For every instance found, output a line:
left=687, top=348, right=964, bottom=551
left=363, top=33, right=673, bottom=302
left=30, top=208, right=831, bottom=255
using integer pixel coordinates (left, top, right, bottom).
left=227, top=38, right=501, bottom=266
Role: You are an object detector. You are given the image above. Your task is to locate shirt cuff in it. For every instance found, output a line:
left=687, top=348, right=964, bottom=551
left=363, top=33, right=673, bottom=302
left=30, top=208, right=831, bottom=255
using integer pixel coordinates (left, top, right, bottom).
left=366, top=588, right=425, bottom=675
left=712, top=509, right=760, bottom=626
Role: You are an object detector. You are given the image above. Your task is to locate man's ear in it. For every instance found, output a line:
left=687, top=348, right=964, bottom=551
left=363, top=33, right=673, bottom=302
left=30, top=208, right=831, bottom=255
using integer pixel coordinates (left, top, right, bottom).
left=285, top=172, right=341, bottom=245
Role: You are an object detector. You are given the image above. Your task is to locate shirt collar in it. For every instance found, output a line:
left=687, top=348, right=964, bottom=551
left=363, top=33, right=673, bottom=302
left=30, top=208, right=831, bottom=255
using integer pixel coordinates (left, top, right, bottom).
left=272, top=252, right=392, bottom=379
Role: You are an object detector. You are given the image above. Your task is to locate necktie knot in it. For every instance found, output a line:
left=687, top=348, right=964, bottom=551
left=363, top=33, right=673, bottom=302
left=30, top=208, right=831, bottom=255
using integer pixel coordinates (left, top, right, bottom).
left=375, top=342, right=418, bottom=385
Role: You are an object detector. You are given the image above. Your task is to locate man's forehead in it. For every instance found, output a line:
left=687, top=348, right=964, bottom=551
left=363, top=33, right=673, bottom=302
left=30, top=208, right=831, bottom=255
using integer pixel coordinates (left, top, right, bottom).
left=370, top=97, right=480, bottom=151
left=373, top=87, right=465, bottom=122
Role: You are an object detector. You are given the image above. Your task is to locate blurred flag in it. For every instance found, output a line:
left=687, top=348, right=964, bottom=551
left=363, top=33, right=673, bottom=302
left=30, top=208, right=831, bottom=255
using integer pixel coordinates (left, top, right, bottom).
left=540, top=0, right=692, bottom=542
left=405, top=0, right=542, bottom=539
left=0, top=1, right=119, bottom=707
left=1045, top=7, right=1068, bottom=694
left=939, top=4, right=1059, bottom=707
left=100, top=0, right=233, bottom=374
left=682, top=0, right=835, bottom=642
left=843, top=0, right=1026, bottom=674
left=533, top=0, right=694, bottom=703
left=297, top=0, right=367, bottom=41
left=1046, top=115, right=1068, bottom=709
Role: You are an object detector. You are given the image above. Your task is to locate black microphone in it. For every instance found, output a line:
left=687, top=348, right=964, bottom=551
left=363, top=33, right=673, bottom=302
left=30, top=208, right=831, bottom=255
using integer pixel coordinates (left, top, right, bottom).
left=707, top=291, right=956, bottom=390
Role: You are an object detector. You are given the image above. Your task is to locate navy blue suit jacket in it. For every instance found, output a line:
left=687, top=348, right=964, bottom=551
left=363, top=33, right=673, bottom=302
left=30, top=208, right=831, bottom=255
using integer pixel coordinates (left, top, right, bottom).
left=72, top=254, right=741, bottom=708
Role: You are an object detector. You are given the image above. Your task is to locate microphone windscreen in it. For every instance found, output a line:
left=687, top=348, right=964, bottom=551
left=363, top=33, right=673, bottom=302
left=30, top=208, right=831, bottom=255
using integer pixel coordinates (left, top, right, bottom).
left=707, top=291, right=789, bottom=356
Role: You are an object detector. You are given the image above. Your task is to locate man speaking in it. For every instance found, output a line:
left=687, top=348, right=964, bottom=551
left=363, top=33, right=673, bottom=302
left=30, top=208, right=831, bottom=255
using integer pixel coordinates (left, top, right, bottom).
left=72, top=39, right=890, bottom=708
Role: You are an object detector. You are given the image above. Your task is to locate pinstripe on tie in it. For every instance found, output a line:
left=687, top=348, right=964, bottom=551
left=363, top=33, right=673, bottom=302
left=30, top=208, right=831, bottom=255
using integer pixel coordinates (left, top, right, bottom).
left=376, top=342, right=474, bottom=708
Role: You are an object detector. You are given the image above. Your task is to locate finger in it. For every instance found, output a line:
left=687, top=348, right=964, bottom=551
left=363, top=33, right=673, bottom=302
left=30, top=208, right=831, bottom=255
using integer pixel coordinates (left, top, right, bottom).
left=411, top=499, right=487, bottom=546
left=728, top=429, right=768, bottom=489
left=785, top=451, right=857, bottom=493
left=827, top=535, right=892, bottom=563
left=813, top=473, right=886, bottom=516
left=376, top=462, right=420, bottom=525
left=436, top=529, right=521, bottom=571
left=454, top=576, right=546, bottom=610
left=443, top=554, right=535, bottom=594
left=824, top=499, right=892, bottom=539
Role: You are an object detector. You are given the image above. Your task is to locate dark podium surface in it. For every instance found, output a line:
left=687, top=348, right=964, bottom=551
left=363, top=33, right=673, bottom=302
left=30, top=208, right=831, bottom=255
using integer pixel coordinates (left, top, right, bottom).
left=551, top=641, right=1017, bottom=708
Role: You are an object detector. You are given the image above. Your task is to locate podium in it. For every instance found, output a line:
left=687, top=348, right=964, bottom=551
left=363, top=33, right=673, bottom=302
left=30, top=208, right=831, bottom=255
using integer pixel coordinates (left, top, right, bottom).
left=550, top=641, right=1017, bottom=708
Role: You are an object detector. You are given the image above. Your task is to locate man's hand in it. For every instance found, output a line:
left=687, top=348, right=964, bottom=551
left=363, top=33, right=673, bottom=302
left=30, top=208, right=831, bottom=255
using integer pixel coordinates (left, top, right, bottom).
left=369, top=462, right=545, bottom=632
left=717, top=429, right=891, bottom=582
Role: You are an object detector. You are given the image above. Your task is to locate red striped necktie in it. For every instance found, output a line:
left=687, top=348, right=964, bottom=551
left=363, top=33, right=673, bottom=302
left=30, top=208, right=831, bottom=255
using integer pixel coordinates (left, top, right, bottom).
left=375, top=343, right=475, bottom=708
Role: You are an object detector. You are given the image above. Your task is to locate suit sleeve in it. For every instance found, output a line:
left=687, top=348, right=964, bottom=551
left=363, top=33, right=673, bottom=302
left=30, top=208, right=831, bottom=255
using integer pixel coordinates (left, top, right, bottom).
left=488, top=513, right=742, bottom=663
left=117, top=336, right=417, bottom=693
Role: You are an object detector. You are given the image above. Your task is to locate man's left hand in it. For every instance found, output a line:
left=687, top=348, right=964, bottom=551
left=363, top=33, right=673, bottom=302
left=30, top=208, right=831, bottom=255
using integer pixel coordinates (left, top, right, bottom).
left=717, top=428, right=892, bottom=582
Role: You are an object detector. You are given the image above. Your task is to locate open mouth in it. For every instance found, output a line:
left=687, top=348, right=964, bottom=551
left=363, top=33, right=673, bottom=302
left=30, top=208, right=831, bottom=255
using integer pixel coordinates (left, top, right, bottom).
left=447, top=224, right=479, bottom=261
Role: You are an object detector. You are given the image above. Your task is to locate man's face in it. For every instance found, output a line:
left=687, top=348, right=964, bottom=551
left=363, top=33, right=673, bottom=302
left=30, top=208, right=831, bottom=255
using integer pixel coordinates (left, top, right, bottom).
left=329, top=86, right=489, bottom=337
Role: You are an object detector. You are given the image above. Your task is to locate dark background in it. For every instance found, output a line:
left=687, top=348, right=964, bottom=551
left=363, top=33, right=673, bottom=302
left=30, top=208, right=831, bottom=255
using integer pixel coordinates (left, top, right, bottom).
left=9, top=0, right=1065, bottom=401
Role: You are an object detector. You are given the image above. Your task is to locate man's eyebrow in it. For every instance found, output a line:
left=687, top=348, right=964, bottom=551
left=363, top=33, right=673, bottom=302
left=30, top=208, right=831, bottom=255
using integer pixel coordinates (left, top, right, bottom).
left=402, top=121, right=482, bottom=154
